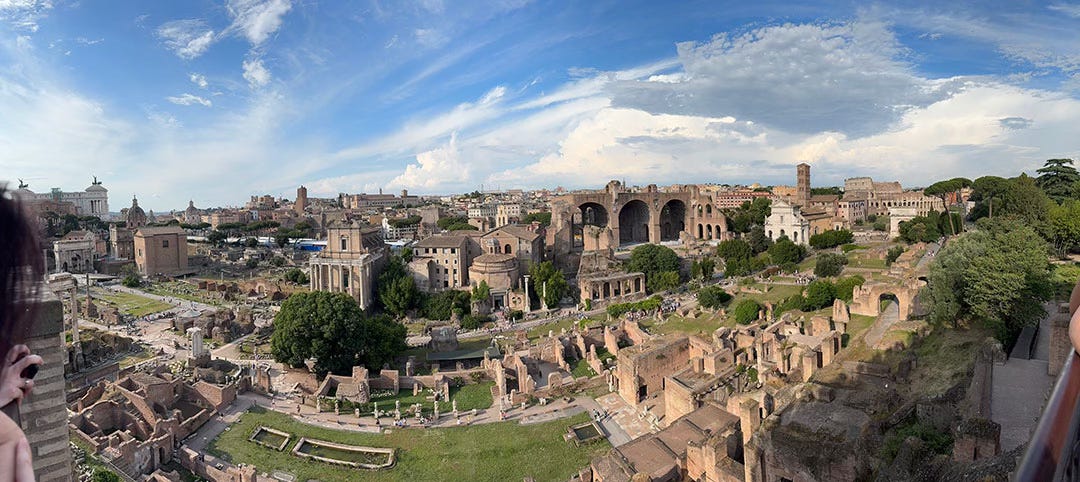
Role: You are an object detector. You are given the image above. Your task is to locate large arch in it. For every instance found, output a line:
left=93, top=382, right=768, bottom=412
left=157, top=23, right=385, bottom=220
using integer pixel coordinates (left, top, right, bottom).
left=660, top=199, right=687, bottom=241
left=619, top=200, right=650, bottom=244
left=579, top=202, right=609, bottom=227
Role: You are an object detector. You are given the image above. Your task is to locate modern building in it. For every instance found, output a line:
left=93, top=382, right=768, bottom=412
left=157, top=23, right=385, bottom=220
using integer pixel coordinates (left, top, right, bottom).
left=134, top=226, right=189, bottom=277
left=309, top=220, right=388, bottom=310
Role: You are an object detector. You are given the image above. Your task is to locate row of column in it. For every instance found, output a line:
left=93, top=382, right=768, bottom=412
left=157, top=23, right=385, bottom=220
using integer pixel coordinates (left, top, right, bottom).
left=310, top=262, right=370, bottom=309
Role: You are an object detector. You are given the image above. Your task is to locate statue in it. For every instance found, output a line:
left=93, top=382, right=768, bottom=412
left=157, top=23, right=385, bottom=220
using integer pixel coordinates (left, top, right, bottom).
left=17, top=179, right=26, bottom=189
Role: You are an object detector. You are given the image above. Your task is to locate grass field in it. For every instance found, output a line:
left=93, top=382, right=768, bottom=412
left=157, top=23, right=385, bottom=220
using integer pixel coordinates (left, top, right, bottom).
left=359, top=382, right=494, bottom=415
left=847, top=255, right=887, bottom=270
left=89, top=291, right=173, bottom=317
left=208, top=406, right=609, bottom=482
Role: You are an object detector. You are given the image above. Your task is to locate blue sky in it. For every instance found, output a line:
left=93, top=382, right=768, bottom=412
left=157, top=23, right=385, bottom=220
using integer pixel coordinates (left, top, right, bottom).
left=1, top=0, right=1079, bottom=212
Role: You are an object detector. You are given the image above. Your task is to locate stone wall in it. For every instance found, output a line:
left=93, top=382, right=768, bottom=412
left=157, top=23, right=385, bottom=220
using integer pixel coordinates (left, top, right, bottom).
left=19, top=292, right=73, bottom=482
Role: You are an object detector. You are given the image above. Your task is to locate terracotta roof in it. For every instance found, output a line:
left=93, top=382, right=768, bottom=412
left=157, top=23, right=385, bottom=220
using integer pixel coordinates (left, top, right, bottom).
left=484, top=224, right=541, bottom=241
left=416, top=235, right=468, bottom=248
left=135, top=226, right=186, bottom=236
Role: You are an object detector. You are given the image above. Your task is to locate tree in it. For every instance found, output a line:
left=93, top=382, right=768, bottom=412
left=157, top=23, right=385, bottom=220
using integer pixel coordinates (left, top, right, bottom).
left=626, top=244, right=681, bottom=291
left=697, top=286, right=732, bottom=309
left=92, top=470, right=122, bottom=482
left=809, top=229, right=854, bottom=249
left=1036, top=158, right=1080, bottom=203
left=270, top=256, right=286, bottom=267
left=885, top=246, right=905, bottom=266
left=1048, top=200, right=1080, bottom=257
left=648, top=271, right=681, bottom=293
left=814, top=253, right=848, bottom=278
left=244, top=237, right=258, bottom=248
left=733, top=299, right=761, bottom=325
left=802, top=280, right=836, bottom=311
left=717, top=239, right=753, bottom=261
left=521, top=212, right=552, bottom=226
left=122, top=273, right=141, bottom=288
left=925, top=177, right=972, bottom=235
left=746, top=225, right=773, bottom=254
left=471, top=280, right=491, bottom=303
left=381, top=275, right=419, bottom=318
left=401, top=246, right=414, bottom=263
left=208, top=230, right=227, bottom=245
left=767, top=236, right=805, bottom=265
left=461, top=314, right=489, bottom=330
left=422, top=290, right=471, bottom=320
left=271, top=291, right=407, bottom=377
left=284, top=268, right=309, bottom=284
left=834, top=275, right=865, bottom=302
left=926, top=219, right=1053, bottom=345
left=245, top=258, right=259, bottom=269
left=529, top=261, right=569, bottom=308
left=690, top=258, right=716, bottom=282
left=437, top=216, right=470, bottom=230
left=445, top=222, right=479, bottom=231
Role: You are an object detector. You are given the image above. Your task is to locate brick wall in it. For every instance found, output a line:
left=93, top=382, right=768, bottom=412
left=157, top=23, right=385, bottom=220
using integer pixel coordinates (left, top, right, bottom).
left=20, top=292, right=73, bottom=481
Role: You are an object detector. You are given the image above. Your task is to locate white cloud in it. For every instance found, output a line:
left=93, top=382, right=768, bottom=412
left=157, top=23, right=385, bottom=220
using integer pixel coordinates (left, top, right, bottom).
left=225, top=0, right=292, bottom=47
left=242, top=58, right=271, bottom=87
left=167, top=93, right=212, bottom=107
left=74, top=37, right=103, bottom=45
left=389, top=134, right=470, bottom=189
left=156, top=19, right=215, bottom=59
left=0, top=0, right=52, bottom=32
left=189, top=72, right=208, bottom=89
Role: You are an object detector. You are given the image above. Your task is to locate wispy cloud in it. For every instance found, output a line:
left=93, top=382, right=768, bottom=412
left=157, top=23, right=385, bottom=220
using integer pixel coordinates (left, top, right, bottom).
left=156, top=19, right=214, bottom=59
left=1049, top=3, right=1080, bottom=18
left=0, top=0, right=53, bottom=32
left=74, top=37, right=103, bottom=45
left=166, top=93, right=212, bottom=107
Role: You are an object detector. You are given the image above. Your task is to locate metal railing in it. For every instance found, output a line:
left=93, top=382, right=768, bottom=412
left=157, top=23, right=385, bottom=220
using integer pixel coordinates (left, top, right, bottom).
left=1017, top=351, right=1080, bottom=481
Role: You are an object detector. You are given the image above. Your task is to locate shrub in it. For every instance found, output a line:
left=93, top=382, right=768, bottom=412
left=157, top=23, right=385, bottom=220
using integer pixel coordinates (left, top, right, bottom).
left=732, top=299, right=761, bottom=325
left=270, top=256, right=286, bottom=267
left=647, top=270, right=681, bottom=293
left=244, top=237, right=258, bottom=248
left=284, top=268, right=309, bottom=284
left=768, top=236, right=805, bottom=265
left=507, top=310, right=524, bottom=321
left=245, top=258, right=259, bottom=269
left=873, top=218, right=889, bottom=232
left=780, top=262, right=798, bottom=274
left=697, top=286, right=732, bottom=309
left=814, top=253, right=848, bottom=278
left=122, top=273, right=141, bottom=288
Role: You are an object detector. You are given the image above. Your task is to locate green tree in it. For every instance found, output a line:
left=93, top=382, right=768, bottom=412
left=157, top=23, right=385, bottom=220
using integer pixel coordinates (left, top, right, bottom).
left=885, top=246, right=905, bottom=266
left=521, top=212, right=552, bottom=226
left=471, top=280, right=491, bottom=303
left=746, top=225, right=773, bottom=254
left=834, top=275, right=865, bottom=302
left=626, top=244, right=681, bottom=291
left=809, top=229, right=854, bottom=249
left=717, top=238, right=753, bottom=261
left=270, top=291, right=406, bottom=377
left=284, top=268, right=309, bottom=284
left=381, top=275, right=419, bottom=318
left=437, top=216, right=470, bottom=230
left=208, top=230, right=227, bottom=245
left=767, top=236, right=805, bottom=265
left=244, top=237, right=258, bottom=247
left=697, top=285, right=732, bottom=309
left=925, top=177, right=972, bottom=235
left=648, top=270, right=681, bottom=293
left=1048, top=199, right=1080, bottom=257
left=927, top=219, right=1053, bottom=344
left=814, top=253, right=848, bottom=278
left=1036, top=158, right=1080, bottom=203
left=122, top=273, right=141, bottom=288
left=401, top=246, right=414, bottom=262
left=529, top=261, right=569, bottom=308
left=732, top=299, right=761, bottom=325
left=422, top=290, right=471, bottom=320
left=92, top=470, right=122, bottom=482
left=802, top=280, right=836, bottom=311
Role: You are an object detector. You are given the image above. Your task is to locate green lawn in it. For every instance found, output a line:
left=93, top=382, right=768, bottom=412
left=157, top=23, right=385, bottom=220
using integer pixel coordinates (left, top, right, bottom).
left=648, top=312, right=733, bottom=336
left=847, top=255, right=887, bottom=270
left=208, top=406, right=609, bottom=482
left=355, top=382, right=494, bottom=415
left=143, top=281, right=224, bottom=306
left=88, top=291, right=173, bottom=317
left=569, top=358, right=597, bottom=378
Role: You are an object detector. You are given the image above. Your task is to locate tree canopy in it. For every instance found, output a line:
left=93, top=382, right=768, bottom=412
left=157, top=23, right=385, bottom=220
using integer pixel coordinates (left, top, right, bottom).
left=1036, top=158, right=1080, bottom=203
left=926, top=218, right=1053, bottom=346
left=767, top=236, right=806, bottom=266
left=626, top=244, right=681, bottom=291
left=808, top=229, right=853, bottom=250
left=814, top=253, right=848, bottom=278
left=377, top=256, right=419, bottom=318
left=529, top=261, right=569, bottom=308
left=271, top=291, right=407, bottom=377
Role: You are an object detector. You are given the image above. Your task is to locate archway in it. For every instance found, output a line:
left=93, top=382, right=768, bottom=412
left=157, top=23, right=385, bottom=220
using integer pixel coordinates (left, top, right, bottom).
left=698, top=224, right=704, bottom=238
left=878, top=293, right=900, bottom=314
left=618, top=200, right=650, bottom=244
left=660, top=200, right=687, bottom=241
left=579, top=202, right=609, bottom=227
left=504, top=244, right=512, bottom=254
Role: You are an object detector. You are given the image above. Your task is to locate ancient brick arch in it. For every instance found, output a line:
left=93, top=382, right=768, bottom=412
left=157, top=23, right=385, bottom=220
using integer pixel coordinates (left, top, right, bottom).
left=549, top=180, right=727, bottom=255
left=849, top=281, right=918, bottom=320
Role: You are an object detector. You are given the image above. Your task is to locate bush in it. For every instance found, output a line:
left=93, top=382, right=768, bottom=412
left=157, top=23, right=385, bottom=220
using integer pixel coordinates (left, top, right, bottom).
left=814, top=253, right=848, bottom=278
left=507, top=310, right=524, bottom=321
left=270, top=256, right=287, bottom=267
left=775, top=294, right=806, bottom=317
left=460, top=314, right=490, bottom=330
left=809, top=229, right=854, bottom=249
left=780, top=262, right=798, bottom=274
left=885, top=246, right=905, bottom=266
left=732, top=299, right=761, bottom=325
left=245, top=258, right=259, bottom=269
left=607, top=295, right=663, bottom=318
left=244, top=237, right=258, bottom=248
left=422, top=290, right=472, bottom=320
left=697, top=286, right=732, bottom=309
left=873, top=218, right=889, bottom=232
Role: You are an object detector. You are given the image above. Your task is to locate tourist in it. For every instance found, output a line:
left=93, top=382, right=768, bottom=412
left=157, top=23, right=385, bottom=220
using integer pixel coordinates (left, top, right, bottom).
left=0, top=187, right=45, bottom=482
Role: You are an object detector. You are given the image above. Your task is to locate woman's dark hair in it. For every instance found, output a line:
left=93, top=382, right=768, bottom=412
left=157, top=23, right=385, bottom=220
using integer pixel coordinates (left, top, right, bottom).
left=0, top=186, right=43, bottom=376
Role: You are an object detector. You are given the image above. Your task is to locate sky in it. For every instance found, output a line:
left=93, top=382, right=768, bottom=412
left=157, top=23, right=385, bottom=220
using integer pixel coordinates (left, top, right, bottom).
left=1, top=0, right=1079, bottom=212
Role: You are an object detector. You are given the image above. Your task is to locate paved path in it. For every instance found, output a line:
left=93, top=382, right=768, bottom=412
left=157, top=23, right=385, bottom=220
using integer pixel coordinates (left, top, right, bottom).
left=863, top=300, right=899, bottom=348
left=991, top=304, right=1055, bottom=452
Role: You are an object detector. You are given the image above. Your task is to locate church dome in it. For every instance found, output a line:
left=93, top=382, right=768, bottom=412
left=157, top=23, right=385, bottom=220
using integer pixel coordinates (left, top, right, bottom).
left=126, top=196, right=147, bottom=228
